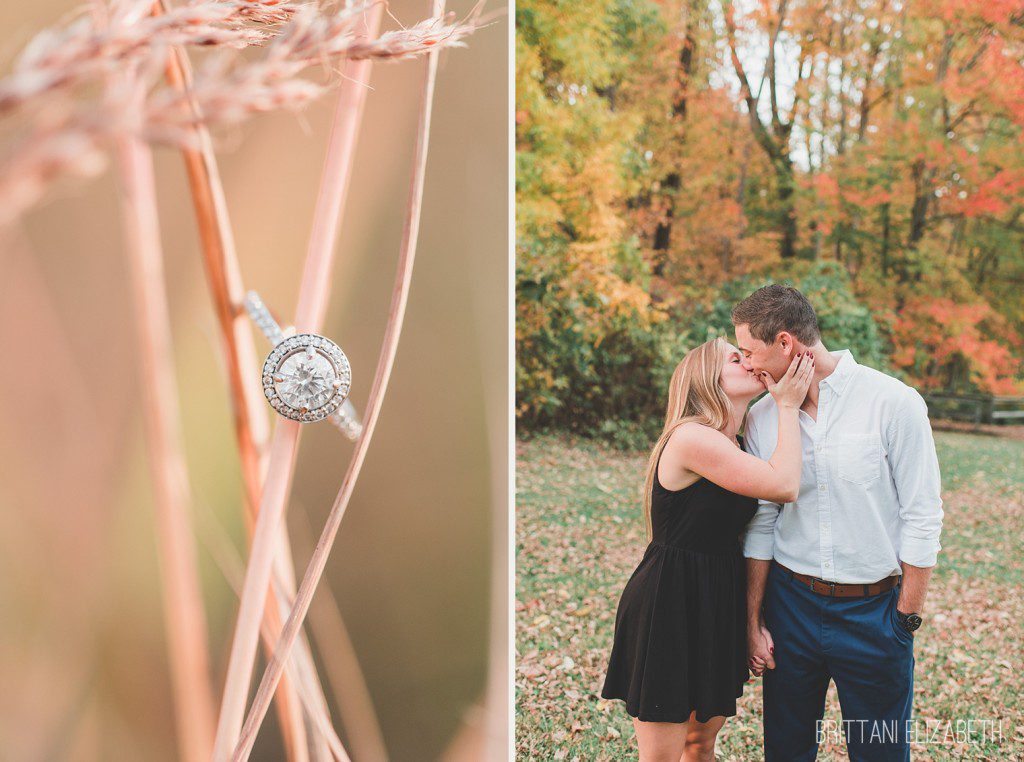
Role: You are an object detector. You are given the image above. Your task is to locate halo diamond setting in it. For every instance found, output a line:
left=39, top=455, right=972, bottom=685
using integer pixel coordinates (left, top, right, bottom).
left=260, top=333, right=352, bottom=423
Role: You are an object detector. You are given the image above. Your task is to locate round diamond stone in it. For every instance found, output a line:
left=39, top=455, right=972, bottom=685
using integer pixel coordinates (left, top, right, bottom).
left=260, top=333, right=351, bottom=422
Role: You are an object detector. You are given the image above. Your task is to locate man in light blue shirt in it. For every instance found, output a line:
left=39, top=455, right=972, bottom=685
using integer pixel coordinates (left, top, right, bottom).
left=732, top=284, right=944, bottom=761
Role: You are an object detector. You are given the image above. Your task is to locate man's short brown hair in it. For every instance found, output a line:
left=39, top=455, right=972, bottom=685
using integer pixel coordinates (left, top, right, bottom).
left=731, top=284, right=821, bottom=345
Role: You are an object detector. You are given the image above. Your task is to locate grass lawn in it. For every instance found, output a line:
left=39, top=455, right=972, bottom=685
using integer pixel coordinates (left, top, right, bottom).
left=516, top=430, right=1024, bottom=760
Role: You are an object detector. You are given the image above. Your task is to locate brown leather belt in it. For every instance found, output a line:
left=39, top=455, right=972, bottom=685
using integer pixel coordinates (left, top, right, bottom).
left=774, top=561, right=899, bottom=598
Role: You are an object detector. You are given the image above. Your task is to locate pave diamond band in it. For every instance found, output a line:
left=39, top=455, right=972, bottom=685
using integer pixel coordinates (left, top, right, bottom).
left=244, top=290, right=363, bottom=439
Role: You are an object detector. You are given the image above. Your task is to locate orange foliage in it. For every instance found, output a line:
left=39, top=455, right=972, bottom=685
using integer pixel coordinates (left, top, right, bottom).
left=891, top=298, right=1022, bottom=394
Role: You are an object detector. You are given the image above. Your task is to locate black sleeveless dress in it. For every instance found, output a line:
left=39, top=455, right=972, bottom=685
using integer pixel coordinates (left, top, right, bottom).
left=601, top=436, right=758, bottom=723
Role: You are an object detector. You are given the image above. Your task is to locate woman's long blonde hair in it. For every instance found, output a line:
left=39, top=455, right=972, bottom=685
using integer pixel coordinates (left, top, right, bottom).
left=642, top=337, right=735, bottom=539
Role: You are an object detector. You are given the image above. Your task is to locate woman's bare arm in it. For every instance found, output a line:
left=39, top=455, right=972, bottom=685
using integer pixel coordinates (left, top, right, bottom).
left=665, top=419, right=800, bottom=503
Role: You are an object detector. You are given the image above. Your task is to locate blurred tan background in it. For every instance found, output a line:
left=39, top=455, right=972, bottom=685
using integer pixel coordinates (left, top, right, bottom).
left=0, top=1, right=508, bottom=759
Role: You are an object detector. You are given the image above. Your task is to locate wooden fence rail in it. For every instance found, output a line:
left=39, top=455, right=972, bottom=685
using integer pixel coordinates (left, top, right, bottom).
left=923, top=394, right=1024, bottom=425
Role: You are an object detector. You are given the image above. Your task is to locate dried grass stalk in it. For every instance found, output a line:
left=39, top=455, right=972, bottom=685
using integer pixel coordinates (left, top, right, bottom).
left=230, top=1, right=445, bottom=757
left=155, top=3, right=320, bottom=758
left=111, top=66, right=217, bottom=762
left=210, top=4, right=386, bottom=758
left=193, top=496, right=353, bottom=762
left=145, top=2, right=480, bottom=145
left=0, top=0, right=295, bottom=112
left=211, top=418, right=302, bottom=761
left=0, top=1, right=483, bottom=228
left=158, top=4, right=385, bottom=755
left=290, top=507, right=389, bottom=762
left=4, top=0, right=483, bottom=757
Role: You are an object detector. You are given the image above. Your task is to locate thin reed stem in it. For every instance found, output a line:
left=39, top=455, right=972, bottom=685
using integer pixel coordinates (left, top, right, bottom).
left=192, top=495, right=352, bottom=762
left=111, top=64, right=217, bottom=762
left=230, top=2, right=445, bottom=756
left=212, top=418, right=304, bottom=761
left=90, top=3, right=219, bottom=759
left=210, top=4, right=385, bottom=758
left=291, top=505, right=389, bottom=762
left=153, top=3, right=387, bottom=757
left=153, top=1, right=323, bottom=757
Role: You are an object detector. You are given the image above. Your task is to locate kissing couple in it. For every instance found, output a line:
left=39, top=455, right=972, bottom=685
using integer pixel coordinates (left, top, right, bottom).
left=601, top=284, right=945, bottom=761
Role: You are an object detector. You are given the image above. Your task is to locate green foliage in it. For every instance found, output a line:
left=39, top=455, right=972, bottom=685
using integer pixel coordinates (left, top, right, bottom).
left=675, top=263, right=887, bottom=373
left=520, top=259, right=894, bottom=444
left=515, top=254, right=672, bottom=434
left=777, top=262, right=889, bottom=371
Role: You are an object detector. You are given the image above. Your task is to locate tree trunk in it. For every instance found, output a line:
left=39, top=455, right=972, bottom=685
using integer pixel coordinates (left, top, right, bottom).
left=880, top=202, right=891, bottom=277
left=777, top=156, right=799, bottom=258
left=651, top=4, right=699, bottom=274
left=908, top=159, right=931, bottom=248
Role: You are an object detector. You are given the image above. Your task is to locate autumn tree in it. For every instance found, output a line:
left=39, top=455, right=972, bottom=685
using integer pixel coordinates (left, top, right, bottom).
left=516, top=0, right=1023, bottom=438
left=516, top=0, right=673, bottom=433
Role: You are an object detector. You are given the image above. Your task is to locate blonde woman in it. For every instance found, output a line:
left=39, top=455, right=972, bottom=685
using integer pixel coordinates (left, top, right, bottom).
left=601, top=337, right=815, bottom=761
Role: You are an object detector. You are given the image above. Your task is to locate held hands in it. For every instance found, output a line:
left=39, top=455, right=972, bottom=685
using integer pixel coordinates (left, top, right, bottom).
left=747, top=622, right=775, bottom=677
left=762, top=351, right=815, bottom=409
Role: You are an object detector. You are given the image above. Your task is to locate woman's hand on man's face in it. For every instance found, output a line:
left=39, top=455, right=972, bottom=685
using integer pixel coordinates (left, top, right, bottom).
left=762, top=352, right=815, bottom=409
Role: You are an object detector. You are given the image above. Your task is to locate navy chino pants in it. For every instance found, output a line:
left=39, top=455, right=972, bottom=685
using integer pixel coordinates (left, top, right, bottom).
left=762, top=560, right=916, bottom=761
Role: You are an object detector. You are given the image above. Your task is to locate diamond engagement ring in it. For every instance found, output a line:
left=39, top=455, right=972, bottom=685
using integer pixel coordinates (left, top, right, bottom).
left=244, top=290, right=363, bottom=440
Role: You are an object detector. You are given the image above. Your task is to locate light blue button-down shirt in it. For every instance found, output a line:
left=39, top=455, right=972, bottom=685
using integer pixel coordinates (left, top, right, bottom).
left=741, top=349, right=944, bottom=583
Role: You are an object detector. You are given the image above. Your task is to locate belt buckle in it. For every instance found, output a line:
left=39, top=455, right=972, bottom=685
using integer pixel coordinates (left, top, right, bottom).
left=813, top=578, right=836, bottom=596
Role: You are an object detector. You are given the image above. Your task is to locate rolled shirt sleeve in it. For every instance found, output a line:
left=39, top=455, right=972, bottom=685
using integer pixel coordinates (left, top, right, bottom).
left=887, top=387, right=944, bottom=567
left=741, top=409, right=781, bottom=561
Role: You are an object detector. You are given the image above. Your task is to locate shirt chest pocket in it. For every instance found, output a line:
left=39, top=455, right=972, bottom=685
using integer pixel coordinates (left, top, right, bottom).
left=834, top=435, right=883, bottom=486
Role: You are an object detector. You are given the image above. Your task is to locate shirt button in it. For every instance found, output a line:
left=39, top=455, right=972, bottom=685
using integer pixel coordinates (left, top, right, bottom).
left=818, top=484, right=826, bottom=491
left=816, top=445, right=823, bottom=452
left=824, top=561, right=832, bottom=568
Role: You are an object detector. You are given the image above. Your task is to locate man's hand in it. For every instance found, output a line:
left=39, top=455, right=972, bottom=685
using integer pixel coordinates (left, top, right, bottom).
left=747, top=622, right=775, bottom=677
